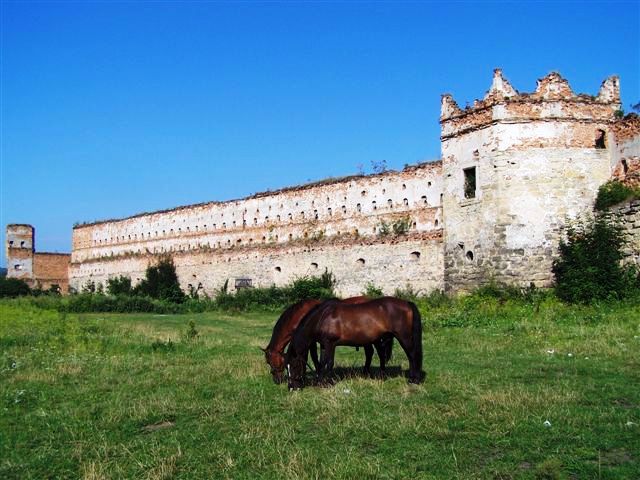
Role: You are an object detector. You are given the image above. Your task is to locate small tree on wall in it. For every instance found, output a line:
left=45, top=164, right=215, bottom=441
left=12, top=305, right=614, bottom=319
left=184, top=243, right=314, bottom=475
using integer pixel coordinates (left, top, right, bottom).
left=134, top=255, right=185, bottom=303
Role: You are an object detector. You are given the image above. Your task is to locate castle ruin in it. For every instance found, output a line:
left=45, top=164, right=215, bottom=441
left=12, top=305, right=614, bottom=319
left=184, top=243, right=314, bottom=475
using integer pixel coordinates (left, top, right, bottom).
left=6, top=70, right=640, bottom=296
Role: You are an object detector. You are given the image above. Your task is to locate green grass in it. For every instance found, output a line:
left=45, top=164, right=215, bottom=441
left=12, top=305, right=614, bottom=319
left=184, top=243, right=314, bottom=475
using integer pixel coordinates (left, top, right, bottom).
left=1, top=298, right=639, bottom=479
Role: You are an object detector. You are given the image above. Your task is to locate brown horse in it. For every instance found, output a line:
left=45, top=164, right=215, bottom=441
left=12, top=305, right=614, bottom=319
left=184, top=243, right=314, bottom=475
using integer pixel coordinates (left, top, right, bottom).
left=262, top=296, right=392, bottom=383
left=286, top=297, right=423, bottom=389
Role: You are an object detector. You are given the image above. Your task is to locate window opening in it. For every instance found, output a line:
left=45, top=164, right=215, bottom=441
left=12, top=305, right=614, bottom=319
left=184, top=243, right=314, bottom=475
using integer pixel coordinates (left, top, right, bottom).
left=463, top=167, right=476, bottom=199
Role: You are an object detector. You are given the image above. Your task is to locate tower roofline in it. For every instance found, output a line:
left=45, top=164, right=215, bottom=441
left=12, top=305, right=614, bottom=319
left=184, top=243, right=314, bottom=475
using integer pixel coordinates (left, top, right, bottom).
left=441, top=69, right=621, bottom=122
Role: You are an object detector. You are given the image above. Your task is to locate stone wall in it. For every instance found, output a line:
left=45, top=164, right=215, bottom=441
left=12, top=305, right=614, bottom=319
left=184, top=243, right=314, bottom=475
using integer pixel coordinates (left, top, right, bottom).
left=609, top=199, right=640, bottom=268
left=69, top=232, right=444, bottom=297
left=69, top=163, right=444, bottom=294
left=71, top=163, right=442, bottom=263
left=611, top=114, right=640, bottom=188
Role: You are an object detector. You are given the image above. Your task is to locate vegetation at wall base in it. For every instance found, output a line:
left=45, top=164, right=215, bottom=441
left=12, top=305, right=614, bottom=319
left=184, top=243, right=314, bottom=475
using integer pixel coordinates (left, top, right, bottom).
left=133, top=255, right=186, bottom=303
left=1, top=296, right=638, bottom=479
left=552, top=214, right=639, bottom=303
left=0, top=277, right=32, bottom=297
left=594, top=179, right=640, bottom=211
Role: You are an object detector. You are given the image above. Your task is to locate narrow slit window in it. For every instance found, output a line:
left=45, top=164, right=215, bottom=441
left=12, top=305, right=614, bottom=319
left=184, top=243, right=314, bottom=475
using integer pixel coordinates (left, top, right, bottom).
left=595, top=129, right=606, bottom=149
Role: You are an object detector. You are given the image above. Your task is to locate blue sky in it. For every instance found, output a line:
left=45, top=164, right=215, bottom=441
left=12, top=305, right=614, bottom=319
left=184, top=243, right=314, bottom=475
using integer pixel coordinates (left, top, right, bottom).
left=1, top=1, right=638, bottom=266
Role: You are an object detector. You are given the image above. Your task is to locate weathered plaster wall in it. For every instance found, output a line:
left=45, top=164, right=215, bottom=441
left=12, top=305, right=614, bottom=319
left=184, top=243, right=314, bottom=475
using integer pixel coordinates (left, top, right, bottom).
left=69, top=233, right=444, bottom=297
left=441, top=70, right=620, bottom=291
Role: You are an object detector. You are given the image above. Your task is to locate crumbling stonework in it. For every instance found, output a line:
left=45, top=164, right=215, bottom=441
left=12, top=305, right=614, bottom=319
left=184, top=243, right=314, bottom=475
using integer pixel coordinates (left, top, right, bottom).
left=7, top=70, right=640, bottom=296
left=5, top=225, right=70, bottom=292
left=610, top=114, right=640, bottom=189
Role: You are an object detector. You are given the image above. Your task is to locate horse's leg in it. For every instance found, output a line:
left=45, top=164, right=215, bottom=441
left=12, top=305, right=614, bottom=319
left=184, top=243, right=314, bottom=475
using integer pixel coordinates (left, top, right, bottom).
left=310, top=342, right=320, bottom=372
left=373, top=340, right=386, bottom=379
left=394, top=332, right=419, bottom=383
left=363, top=344, right=373, bottom=376
left=321, top=342, right=337, bottom=385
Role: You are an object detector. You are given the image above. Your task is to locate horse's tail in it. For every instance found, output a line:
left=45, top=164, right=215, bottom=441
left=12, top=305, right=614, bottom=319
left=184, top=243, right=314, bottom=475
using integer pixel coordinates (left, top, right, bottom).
left=409, top=301, right=423, bottom=372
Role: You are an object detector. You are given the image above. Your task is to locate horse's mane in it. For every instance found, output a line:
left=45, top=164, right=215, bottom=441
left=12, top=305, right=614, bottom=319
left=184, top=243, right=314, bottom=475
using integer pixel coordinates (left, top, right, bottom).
left=266, top=301, right=307, bottom=351
left=290, top=298, right=341, bottom=354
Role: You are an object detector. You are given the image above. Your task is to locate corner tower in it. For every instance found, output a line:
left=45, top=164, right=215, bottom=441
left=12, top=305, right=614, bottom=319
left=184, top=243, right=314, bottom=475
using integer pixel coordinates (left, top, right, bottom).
left=441, top=69, right=621, bottom=291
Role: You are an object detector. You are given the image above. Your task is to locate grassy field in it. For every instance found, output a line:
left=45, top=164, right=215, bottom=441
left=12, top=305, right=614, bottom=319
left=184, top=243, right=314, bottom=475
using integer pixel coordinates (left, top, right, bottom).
left=1, top=298, right=639, bottom=479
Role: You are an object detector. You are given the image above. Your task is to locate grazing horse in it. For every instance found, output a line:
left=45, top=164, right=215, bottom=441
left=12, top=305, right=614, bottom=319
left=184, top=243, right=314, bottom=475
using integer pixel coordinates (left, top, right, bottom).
left=262, top=297, right=392, bottom=384
left=286, top=297, right=423, bottom=390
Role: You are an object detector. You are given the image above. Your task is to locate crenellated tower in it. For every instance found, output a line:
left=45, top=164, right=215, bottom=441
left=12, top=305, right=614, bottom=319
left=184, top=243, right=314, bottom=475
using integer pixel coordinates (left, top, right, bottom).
left=440, top=69, right=621, bottom=291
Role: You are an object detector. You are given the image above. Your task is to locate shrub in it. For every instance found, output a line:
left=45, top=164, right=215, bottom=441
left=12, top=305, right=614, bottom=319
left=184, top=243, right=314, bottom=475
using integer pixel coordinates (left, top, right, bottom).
left=377, top=220, right=391, bottom=237
left=594, top=180, right=639, bottom=211
left=363, top=282, right=384, bottom=298
left=81, top=280, right=96, bottom=294
left=0, top=277, right=31, bottom=298
left=393, top=284, right=421, bottom=302
left=290, top=269, right=336, bottom=302
left=392, top=217, right=412, bottom=235
left=134, top=255, right=185, bottom=303
left=107, top=276, right=132, bottom=296
left=552, top=214, right=639, bottom=303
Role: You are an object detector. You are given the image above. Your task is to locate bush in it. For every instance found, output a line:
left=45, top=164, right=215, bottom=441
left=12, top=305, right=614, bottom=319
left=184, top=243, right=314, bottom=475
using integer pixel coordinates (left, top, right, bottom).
left=134, top=255, right=185, bottom=303
left=393, top=284, right=421, bottom=302
left=107, top=275, right=132, bottom=296
left=363, top=282, right=384, bottom=298
left=552, top=214, right=639, bottom=303
left=289, top=269, right=336, bottom=302
left=0, top=277, right=31, bottom=298
left=594, top=180, right=639, bottom=211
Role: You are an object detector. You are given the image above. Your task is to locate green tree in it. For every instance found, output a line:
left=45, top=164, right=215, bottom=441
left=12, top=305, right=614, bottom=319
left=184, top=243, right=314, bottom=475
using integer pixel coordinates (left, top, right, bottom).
left=134, top=255, right=185, bottom=303
left=552, top=214, right=638, bottom=303
left=107, top=275, right=133, bottom=296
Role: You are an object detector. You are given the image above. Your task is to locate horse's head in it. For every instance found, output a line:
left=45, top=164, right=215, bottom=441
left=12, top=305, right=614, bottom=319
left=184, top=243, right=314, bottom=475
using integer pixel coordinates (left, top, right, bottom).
left=285, top=345, right=305, bottom=391
left=262, top=347, right=286, bottom=384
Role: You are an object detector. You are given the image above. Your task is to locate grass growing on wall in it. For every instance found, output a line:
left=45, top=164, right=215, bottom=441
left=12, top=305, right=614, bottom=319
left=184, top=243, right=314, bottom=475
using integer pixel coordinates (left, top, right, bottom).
left=1, top=297, right=639, bottom=479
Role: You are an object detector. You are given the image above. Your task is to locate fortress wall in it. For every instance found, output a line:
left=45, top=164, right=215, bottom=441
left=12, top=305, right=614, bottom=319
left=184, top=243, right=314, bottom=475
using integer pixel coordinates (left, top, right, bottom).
left=33, top=253, right=70, bottom=292
left=70, top=163, right=442, bottom=264
left=69, top=233, right=444, bottom=297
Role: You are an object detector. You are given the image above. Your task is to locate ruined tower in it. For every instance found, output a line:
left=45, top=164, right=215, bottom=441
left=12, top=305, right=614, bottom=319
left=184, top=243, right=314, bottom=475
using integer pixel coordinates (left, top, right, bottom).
left=6, top=224, right=35, bottom=282
left=440, top=69, right=621, bottom=291
left=5, top=223, right=71, bottom=292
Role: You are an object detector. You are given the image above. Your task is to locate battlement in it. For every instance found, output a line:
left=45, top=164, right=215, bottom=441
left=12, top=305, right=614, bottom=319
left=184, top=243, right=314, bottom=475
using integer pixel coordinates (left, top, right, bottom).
left=441, top=69, right=621, bottom=140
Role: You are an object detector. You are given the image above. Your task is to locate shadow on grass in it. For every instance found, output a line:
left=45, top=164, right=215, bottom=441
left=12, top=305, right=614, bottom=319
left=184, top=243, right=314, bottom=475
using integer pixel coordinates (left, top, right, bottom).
left=302, top=365, right=411, bottom=387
